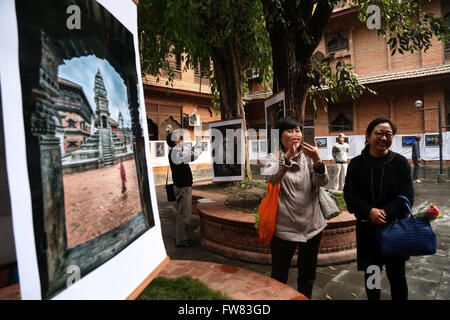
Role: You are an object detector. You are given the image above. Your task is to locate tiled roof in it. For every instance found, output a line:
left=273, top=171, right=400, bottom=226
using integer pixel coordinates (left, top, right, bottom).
left=244, top=64, right=450, bottom=101
left=357, top=64, right=450, bottom=85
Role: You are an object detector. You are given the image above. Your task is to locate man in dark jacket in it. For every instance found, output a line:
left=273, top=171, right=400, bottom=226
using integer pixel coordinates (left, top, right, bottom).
left=412, top=136, right=423, bottom=183
left=167, top=131, right=202, bottom=247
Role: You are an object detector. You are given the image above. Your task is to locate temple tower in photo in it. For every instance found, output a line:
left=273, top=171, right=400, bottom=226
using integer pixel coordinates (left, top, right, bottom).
left=93, top=69, right=115, bottom=166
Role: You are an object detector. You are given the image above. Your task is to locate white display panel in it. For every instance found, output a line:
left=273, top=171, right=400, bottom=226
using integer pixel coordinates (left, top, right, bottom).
left=0, top=0, right=167, bottom=300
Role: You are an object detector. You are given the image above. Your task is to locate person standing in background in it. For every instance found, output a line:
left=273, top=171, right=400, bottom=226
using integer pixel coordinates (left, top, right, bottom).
left=412, top=136, right=423, bottom=183
left=332, top=133, right=350, bottom=190
left=167, top=132, right=202, bottom=248
left=119, top=158, right=127, bottom=194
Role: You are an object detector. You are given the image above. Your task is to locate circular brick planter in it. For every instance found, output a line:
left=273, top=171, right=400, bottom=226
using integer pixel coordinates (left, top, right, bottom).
left=193, top=190, right=356, bottom=266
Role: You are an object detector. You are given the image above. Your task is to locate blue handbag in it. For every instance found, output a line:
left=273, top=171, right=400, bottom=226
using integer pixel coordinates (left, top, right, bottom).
left=375, top=195, right=437, bottom=257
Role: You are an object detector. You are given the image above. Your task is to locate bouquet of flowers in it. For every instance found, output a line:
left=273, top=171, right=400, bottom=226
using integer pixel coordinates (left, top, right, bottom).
left=413, top=201, right=440, bottom=220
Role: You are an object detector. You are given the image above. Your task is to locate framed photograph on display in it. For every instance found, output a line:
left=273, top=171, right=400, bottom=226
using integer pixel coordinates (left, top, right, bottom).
left=251, top=140, right=259, bottom=153
left=425, top=134, right=440, bottom=147
left=402, top=136, right=418, bottom=147
left=264, top=90, right=285, bottom=153
left=259, top=140, right=267, bottom=155
left=201, top=141, right=208, bottom=151
left=155, top=142, right=165, bottom=157
left=0, top=0, right=168, bottom=300
left=209, top=119, right=245, bottom=182
left=315, top=138, right=328, bottom=149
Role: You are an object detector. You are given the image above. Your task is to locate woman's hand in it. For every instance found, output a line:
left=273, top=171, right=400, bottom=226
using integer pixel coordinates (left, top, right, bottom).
left=369, top=208, right=387, bottom=225
left=301, top=141, right=321, bottom=163
left=284, top=135, right=302, bottom=160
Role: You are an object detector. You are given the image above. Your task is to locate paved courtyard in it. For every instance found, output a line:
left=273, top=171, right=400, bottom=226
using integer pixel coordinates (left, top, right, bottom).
left=64, top=159, right=143, bottom=248
left=156, top=179, right=450, bottom=300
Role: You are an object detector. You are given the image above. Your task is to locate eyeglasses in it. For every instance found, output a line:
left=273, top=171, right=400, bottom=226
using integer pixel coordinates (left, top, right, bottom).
left=374, top=130, right=393, bottom=140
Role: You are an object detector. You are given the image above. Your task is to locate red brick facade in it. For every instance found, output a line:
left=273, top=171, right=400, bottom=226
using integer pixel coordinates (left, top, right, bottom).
left=246, top=0, right=450, bottom=137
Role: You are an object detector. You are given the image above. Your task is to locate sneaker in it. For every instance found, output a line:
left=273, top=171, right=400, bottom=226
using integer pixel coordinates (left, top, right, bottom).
left=415, top=179, right=423, bottom=183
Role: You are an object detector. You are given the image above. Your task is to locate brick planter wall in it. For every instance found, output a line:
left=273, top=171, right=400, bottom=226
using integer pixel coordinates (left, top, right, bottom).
left=193, top=190, right=356, bottom=266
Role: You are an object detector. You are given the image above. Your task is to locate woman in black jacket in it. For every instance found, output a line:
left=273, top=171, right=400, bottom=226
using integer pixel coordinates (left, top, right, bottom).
left=344, top=117, right=413, bottom=300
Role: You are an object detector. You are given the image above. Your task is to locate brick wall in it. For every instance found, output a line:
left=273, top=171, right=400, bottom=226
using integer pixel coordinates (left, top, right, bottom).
left=322, top=1, right=445, bottom=75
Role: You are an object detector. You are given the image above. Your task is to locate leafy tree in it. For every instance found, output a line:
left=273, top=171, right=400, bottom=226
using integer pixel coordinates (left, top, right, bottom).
left=261, top=0, right=450, bottom=121
left=138, top=0, right=271, bottom=180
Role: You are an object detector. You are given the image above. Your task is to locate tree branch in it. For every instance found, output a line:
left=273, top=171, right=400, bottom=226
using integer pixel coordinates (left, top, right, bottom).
left=296, top=1, right=334, bottom=62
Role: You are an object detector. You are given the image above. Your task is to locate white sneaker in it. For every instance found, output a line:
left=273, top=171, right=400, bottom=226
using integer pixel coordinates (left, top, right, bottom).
left=415, top=179, right=423, bottom=183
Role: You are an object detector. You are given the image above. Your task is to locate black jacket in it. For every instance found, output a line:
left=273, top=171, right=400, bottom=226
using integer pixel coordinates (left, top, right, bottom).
left=168, top=144, right=201, bottom=187
left=344, top=147, right=414, bottom=270
left=412, top=141, right=420, bottom=160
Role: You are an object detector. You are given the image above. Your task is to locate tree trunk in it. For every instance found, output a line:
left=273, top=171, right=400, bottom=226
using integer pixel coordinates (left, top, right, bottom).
left=269, top=25, right=310, bottom=124
left=210, top=37, right=251, bottom=180
left=263, top=2, right=334, bottom=125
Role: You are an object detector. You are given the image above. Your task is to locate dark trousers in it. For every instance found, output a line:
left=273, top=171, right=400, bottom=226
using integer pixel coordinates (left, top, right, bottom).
left=413, top=159, right=420, bottom=180
left=364, top=259, right=408, bottom=300
left=270, top=232, right=322, bottom=299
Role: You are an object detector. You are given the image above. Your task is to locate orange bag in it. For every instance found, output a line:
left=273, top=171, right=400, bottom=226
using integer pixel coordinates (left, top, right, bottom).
left=256, top=183, right=280, bottom=243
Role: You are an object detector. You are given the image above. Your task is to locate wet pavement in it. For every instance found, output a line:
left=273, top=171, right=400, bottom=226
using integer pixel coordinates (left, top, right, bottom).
left=155, top=179, right=450, bottom=300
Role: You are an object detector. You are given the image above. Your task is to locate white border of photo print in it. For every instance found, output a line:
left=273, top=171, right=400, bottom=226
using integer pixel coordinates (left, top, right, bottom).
left=0, top=0, right=167, bottom=300
left=208, top=119, right=245, bottom=182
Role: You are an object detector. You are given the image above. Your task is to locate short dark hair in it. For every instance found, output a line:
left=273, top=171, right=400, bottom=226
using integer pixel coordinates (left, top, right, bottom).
left=275, top=117, right=302, bottom=152
left=365, top=117, right=397, bottom=137
left=166, top=132, right=182, bottom=148
left=275, top=117, right=303, bottom=134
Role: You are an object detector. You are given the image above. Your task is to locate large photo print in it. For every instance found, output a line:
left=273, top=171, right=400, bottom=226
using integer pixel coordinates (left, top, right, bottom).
left=209, top=119, right=244, bottom=182
left=15, top=0, right=155, bottom=299
left=264, top=90, right=285, bottom=153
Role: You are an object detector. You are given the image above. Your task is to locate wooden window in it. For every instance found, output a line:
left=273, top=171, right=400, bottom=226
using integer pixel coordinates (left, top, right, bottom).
left=326, top=31, right=349, bottom=54
left=328, top=102, right=353, bottom=132
left=194, top=60, right=209, bottom=84
left=444, top=13, right=450, bottom=61
left=67, top=141, right=78, bottom=148
left=162, top=53, right=182, bottom=80
left=68, top=119, right=76, bottom=128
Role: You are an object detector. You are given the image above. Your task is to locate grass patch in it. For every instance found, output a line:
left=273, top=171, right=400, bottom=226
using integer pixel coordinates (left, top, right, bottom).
left=137, top=275, right=232, bottom=300
left=331, top=191, right=347, bottom=212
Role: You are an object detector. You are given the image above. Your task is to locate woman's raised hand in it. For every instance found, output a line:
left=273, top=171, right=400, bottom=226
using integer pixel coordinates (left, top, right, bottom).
left=301, top=141, right=321, bottom=163
left=284, top=135, right=302, bottom=160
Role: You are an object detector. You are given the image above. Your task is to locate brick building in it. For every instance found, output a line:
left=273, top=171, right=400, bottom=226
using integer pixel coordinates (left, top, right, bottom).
left=54, top=77, right=94, bottom=153
left=142, top=55, right=221, bottom=181
left=245, top=0, right=450, bottom=152
left=143, top=1, right=450, bottom=181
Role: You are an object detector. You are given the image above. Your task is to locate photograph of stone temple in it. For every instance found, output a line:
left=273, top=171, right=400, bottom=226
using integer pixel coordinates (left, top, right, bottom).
left=54, top=58, right=145, bottom=247
left=59, top=69, right=133, bottom=173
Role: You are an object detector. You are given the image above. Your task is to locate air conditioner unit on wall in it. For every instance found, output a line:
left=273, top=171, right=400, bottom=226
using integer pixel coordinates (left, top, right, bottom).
left=188, top=113, right=200, bottom=127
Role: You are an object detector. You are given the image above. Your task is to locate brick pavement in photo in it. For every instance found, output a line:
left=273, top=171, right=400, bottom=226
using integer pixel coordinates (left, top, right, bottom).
left=63, top=159, right=143, bottom=248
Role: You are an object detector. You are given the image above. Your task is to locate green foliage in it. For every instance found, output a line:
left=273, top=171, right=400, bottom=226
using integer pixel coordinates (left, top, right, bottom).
left=138, top=275, right=232, bottom=300
left=330, top=191, right=347, bottom=212
left=139, top=0, right=449, bottom=120
left=138, top=0, right=272, bottom=114
left=254, top=211, right=260, bottom=230
left=262, top=0, right=449, bottom=118
left=351, top=0, right=450, bottom=55
left=308, top=52, right=376, bottom=118
left=240, top=176, right=253, bottom=190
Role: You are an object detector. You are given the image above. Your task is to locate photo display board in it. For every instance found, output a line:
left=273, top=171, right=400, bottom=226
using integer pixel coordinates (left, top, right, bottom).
left=264, top=90, right=285, bottom=154
left=0, top=0, right=167, bottom=299
left=209, top=119, right=245, bottom=182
